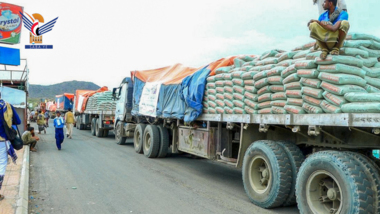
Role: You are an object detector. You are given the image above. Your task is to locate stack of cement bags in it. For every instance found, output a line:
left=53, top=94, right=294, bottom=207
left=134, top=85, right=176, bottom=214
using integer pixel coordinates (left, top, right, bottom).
left=203, top=33, right=380, bottom=114
left=85, top=91, right=117, bottom=112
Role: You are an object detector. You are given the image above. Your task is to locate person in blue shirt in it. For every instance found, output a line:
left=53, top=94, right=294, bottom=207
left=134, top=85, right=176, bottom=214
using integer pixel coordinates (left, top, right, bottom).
left=308, top=0, right=350, bottom=60
left=53, top=111, right=65, bottom=150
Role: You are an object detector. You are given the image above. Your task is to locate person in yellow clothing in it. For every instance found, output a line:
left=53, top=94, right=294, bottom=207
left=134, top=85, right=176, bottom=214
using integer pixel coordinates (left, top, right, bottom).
left=37, top=110, right=46, bottom=134
left=65, top=108, right=75, bottom=139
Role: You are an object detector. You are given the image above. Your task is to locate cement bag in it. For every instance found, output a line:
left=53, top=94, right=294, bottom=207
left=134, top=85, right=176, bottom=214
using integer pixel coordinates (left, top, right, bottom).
left=258, top=101, right=272, bottom=109
left=243, top=61, right=254, bottom=67
left=234, top=58, right=246, bottom=68
left=244, top=91, right=258, bottom=102
left=362, top=66, right=380, bottom=78
left=261, top=64, right=277, bottom=71
left=242, top=71, right=259, bottom=80
left=254, top=78, right=270, bottom=89
left=320, top=82, right=367, bottom=96
left=268, top=76, right=283, bottom=85
left=223, top=73, right=233, bottom=80
left=271, top=106, right=287, bottom=114
left=216, top=87, right=225, bottom=94
left=277, top=60, right=294, bottom=67
left=208, top=108, right=216, bottom=114
left=245, top=86, right=258, bottom=94
left=233, top=93, right=245, bottom=102
left=223, top=93, right=233, bottom=101
left=216, top=94, right=224, bottom=101
left=293, top=50, right=309, bottom=59
left=204, top=90, right=208, bottom=96
left=231, top=87, right=244, bottom=96
left=278, top=51, right=299, bottom=62
left=365, top=85, right=380, bottom=93
left=272, top=92, right=287, bottom=100
left=203, top=102, right=209, bottom=108
left=356, top=56, right=378, bottom=68
left=224, top=80, right=234, bottom=87
left=256, top=58, right=278, bottom=66
left=224, top=100, right=235, bottom=108
left=244, top=99, right=259, bottom=110
left=284, top=82, right=302, bottom=90
left=320, top=101, right=342, bottom=113
left=224, top=86, right=234, bottom=94
left=258, top=86, right=271, bottom=95
left=207, top=76, right=216, bottom=82
left=258, top=93, right=272, bottom=103
left=284, top=105, right=306, bottom=114
left=347, top=33, right=380, bottom=43
left=339, top=48, right=369, bottom=58
left=303, top=103, right=324, bottom=114
left=253, top=71, right=268, bottom=81
left=317, top=64, right=366, bottom=78
left=207, top=83, right=216, bottom=89
left=297, top=69, right=320, bottom=78
left=241, top=55, right=256, bottom=62
left=232, top=107, right=246, bottom=114
left=286, top=90, right=303, bottom=98
left=215, top=100, right=225, bottom=107
left=232, top=78, right=245, bottom=87
left=370, top=41, right=380, bottom=50
left=233, top=100, right=245, bottom=109
left=203, top=96, right=208, bottom=101
left=318, top=73, right=367, bottom=87
left=295, top=60, right=317, bottom=69
left=258, top=108, right=272, bottom=114
left=208, top=89, right=216, bottom=95
left=208, top=101, right=217, bottom=108
left=244, top=80, right=255, bottom=86
left=359, top=46, right=380, bottom=58
left=208, top=95, right=217, bottom=101
left=215, top=66, right=233, bottom=74
left=241, top=66, right=253, bottom=71
left=202, top=108, right=209, bottom=114
left=271, top=100, right=287, bottom=107
left=267, top=67, right=285, bottom=77
left=341, top=102, right=380, bottom=113
left=306, top=51, right=322, bottom=60
left=322, top=91, right=348, bottom=107
left=250, top=67, right=261, bottom=72
left=245, top=106, right=259, bottom=114
left=269, top=85, right=285, bottom=93
left=215, top=74, right=225, bottom=81
left=232, top=71, right=245, bottom=79
left=281, top=65, right=297, bottom=78
left=283, top=73, right=300, bottom=84
left=286, top=98, right=303, bottom=107
left=315, top=55, right=364, bottom=68
left=302, top=95, right=323, bottom=106
left=343, top=40, right=372, bottom=48
left=375, top=63, right=380, bottom=68
left=215, top=81, right=225, bottom=87
left=224, top=107, right=233, bottom=114
left=300, top=78, right=322, bottom=88
left=344, top=92, right=380, bottom=102
left=215, top=107, right=225, bottom=114
left=364, top=76, right=380, bottom=88
left=260, top=50, right=279, bottom=60
left=302, top=41, right=316, bottom=50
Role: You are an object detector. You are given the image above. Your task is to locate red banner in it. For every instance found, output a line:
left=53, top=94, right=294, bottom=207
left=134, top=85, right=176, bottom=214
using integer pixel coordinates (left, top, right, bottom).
left=0, top=2, right=23, bottom=44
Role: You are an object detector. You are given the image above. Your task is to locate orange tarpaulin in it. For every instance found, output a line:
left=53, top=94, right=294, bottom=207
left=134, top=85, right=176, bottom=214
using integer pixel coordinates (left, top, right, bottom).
left=75, top=89, right=95, bottom=112
left=77, top=87, right=108, bottom=113
left=132, top=64, right=199, bottom=85
left=207, top=56, right=237, bottom=76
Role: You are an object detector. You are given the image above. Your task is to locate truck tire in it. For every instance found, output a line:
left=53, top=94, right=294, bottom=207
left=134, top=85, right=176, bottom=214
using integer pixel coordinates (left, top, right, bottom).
left=296, top=151, right=374, bottom=214
left=134, top=124, right=146, bottom=154
left=95, top=120, right=103, bottom=137
left=91, top=118, right=97, bottom=136
left=343, top=151, right=380, bottom=214
left=157, top=125, right=169, bottom=158
left=143, top=125, right=160, bottom=158
left=275, top=141, right=305, bottom=207
left=115, top=122, right=127, bottom=145
left=242, top=140, right=292, bottom=208
left=103, top=130, right=109, bottom=137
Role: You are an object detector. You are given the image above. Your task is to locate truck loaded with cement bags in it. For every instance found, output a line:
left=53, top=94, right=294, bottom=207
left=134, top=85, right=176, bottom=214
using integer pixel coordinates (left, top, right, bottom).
left=113, top=33, right=380, bottom=214
left=73, top=87, right=116, bottom=137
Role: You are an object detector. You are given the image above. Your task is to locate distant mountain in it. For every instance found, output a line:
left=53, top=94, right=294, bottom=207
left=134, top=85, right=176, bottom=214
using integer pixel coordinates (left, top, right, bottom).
left=29, top=81, right=101, bottom=99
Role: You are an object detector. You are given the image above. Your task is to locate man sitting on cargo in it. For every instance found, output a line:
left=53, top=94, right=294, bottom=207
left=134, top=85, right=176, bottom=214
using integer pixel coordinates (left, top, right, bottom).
left=308, top=0, right=349, bottom=60
left=22, top=127, right=39, bottom=152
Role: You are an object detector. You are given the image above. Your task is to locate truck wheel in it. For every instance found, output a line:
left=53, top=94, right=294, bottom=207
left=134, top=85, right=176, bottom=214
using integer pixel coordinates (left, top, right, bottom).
left=134, top=124, right=146, bottom=154
left=242, top=140, right=292, bottom=208
left=143, top=125, right=160, bottom=158
left=343, top=151, right=380, bottom=214
left=296, top=151, right=374, bottom=214
left=103, top=130, right=109, bottom=137
left=91, top=118, right=97, bottom=136
left=275, top=141, right=305, bottom=206
left=115, top=122, right=127, bottom=145
left=157, top=125, right=169, bottom=158
left=95, top=121, right=103, bottom=137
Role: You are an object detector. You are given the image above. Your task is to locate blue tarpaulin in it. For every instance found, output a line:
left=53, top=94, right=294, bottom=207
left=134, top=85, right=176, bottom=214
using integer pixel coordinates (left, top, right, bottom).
left=0, top=46, right=20, bottom=66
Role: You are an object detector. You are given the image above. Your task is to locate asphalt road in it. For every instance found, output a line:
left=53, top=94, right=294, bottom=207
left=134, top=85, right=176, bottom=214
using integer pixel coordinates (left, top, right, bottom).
left=28, top=121, right=299, bottom=214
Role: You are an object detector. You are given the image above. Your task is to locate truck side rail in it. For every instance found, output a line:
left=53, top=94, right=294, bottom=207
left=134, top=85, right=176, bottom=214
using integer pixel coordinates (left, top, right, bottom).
left=83, top=110, right=115, bottom=115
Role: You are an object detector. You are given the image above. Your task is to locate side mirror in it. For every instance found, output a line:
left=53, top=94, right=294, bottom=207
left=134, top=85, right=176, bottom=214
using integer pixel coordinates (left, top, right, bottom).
left=112, top=88, right=118, bottom=100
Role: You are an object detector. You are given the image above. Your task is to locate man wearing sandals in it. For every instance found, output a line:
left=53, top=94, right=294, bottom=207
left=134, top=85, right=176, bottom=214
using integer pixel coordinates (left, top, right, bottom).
left=308, top=0, right=349, bottom=60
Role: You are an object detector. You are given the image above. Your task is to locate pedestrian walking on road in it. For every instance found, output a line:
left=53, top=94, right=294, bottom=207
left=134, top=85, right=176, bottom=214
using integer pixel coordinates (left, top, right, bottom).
left=65, top=108, right=75, bottom=139
left=37, top=110, right=46, bottom=134
left=0, top=94, right=21, bottom=201
left=22, top=127, right=39, bottom=152
left=54, top=111, right=65, bottom=150
left=44, top=110, right=50, bottom=127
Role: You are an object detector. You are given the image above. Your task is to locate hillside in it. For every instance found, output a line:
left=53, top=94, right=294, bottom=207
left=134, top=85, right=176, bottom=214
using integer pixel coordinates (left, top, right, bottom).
left=29, top=81, right=101, bottom=99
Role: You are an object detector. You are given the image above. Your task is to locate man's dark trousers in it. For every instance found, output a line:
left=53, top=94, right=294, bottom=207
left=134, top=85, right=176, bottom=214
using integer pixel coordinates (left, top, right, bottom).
left=55, top=128, right=64, bottom=150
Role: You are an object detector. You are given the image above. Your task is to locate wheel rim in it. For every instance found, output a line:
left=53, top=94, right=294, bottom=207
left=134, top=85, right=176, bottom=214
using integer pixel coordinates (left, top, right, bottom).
left=248, top=155, right=272, bottom=194
left=134, top=129, right=141, bottom=148
left=306, top=170, right=343, bottom=214
left=144, top=131, right=151, bottom=151
left=116, top=124, right=121, bottom=141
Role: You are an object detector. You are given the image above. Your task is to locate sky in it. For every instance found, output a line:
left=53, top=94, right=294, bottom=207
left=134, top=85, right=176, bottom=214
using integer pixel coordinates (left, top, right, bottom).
left=2, top=0, right=380, bottom=89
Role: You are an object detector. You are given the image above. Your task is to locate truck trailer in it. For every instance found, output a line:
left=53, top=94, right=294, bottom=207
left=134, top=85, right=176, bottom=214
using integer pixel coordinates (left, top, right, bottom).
left=55, top=93, right=74, bottom=113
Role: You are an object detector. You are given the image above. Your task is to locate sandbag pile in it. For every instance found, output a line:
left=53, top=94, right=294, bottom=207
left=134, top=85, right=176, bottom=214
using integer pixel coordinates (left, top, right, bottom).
left=202, top=33, right=380, bottom=114
left=85, top=91, right=117, bottom=112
